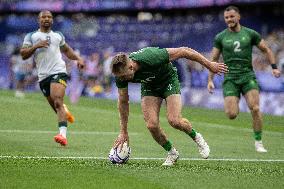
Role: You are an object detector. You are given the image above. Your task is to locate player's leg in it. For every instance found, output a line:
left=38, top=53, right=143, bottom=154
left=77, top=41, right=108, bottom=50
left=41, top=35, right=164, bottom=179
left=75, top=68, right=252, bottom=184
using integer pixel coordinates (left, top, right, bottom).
left=141, top=96, right=167, bottom=146
left=244, top=89, right=267, bottom=152
left=141, top=96, right=179, bottom=166
left=50, top=82, right=68, bottom=146
left=224, top=96, right=240, bottom=119
left=46, top=96, right=74, bottom=123
left=40, top=75, right=74, bottom=123
left=165, top=94, right=210, bottom=159
left=14, top=73, right=25, bottom=98
left=223, top=79, right=240, bottom=119
left=46, top=96, right=56, bottom=113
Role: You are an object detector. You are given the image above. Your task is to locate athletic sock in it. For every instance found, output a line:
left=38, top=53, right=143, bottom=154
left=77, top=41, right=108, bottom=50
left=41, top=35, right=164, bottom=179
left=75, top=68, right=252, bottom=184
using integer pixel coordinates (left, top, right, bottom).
left=162, top=140, right=173, bottom=151
left=58, top=121, right=67, bottom=138
left=187, top=128, right=197, bottom=139
left=254, top=131, right=262, bottom=141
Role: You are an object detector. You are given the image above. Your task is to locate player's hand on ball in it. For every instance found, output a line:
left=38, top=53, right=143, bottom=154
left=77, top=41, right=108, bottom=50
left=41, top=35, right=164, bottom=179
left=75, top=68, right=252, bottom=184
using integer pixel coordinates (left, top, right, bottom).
left=114, top=131, right=129, bottom=152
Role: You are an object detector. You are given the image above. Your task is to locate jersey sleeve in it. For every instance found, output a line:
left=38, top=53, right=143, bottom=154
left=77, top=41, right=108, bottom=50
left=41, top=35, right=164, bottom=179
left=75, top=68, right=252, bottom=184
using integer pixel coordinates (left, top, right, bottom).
left=250, top=29, right=262, bottom=46
left=22, top=33, right=33, bottom=48
left=213, top=34, right=222, bottom=50
left=56, top=31, right=66, bottom=47
left=115, top=77, right=128, bottom=88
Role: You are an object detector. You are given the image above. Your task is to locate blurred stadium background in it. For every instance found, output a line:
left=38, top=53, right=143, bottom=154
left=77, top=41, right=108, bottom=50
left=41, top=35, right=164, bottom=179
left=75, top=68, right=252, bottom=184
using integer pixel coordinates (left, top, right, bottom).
left=1, top=0, right=284, bottom=115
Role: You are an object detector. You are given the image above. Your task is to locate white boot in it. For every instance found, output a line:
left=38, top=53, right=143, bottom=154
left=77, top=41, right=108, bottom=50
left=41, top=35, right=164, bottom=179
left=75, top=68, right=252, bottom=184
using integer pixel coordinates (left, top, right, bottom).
left=162, top=147, right=179, bottom=166
left=255, top=141, right=267, bottom=153
left=194, top=133, right=210, bottom=159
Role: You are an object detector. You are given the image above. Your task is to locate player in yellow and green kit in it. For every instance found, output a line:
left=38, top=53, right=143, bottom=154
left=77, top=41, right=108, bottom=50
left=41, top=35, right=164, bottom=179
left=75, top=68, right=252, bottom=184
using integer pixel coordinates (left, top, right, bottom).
left=207, top=6, right=281, bottom=152
left=110, top=47, right=228, bottom=166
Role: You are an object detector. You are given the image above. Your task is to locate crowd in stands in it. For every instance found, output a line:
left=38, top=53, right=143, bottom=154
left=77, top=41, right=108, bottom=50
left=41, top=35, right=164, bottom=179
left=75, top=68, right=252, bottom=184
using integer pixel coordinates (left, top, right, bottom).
left=1, top=12, right=284, bottom=99
left=1, top=0, right=272, bottom=11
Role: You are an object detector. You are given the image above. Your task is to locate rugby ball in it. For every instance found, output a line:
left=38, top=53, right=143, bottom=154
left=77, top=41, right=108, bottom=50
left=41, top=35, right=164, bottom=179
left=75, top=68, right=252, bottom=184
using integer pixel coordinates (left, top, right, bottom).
left=108, top=142, right=131, bottom=164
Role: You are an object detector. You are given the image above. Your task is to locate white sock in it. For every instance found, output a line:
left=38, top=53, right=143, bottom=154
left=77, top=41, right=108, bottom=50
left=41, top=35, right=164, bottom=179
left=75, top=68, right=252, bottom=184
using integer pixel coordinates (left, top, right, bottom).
left=169, top=147, right=177, bottom=154
left=59, top=127, right=67, bottom=138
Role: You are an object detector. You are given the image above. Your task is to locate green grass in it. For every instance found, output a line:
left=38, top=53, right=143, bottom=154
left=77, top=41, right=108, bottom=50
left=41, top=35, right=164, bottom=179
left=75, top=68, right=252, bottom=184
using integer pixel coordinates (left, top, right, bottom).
left=0, top=89, right=283, bottom=189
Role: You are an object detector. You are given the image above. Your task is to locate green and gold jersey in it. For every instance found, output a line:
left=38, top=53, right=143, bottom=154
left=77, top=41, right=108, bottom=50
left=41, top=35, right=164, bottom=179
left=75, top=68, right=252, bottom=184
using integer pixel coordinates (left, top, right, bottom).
left=115, top=47, right=176, bottom=89
left=214, top=26, right=261, bottom=79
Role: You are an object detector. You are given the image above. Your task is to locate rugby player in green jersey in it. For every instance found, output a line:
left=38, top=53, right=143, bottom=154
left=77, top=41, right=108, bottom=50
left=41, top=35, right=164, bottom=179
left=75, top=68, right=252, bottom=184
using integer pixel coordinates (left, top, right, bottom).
left=207, top=6, right=281, bottom=153
left=110, top=47, right=228, bottom=166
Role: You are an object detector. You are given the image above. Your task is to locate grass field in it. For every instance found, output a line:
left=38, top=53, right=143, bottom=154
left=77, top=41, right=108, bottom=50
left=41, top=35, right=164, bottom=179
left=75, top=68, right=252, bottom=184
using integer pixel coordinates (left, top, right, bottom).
left=0, top=89, right=283, bottom=189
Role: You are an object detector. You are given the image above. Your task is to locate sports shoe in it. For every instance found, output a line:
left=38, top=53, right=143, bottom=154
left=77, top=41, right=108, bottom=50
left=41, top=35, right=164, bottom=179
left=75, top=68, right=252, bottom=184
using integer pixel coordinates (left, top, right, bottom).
left=63, top=104, right=75, bottom=123
left=255, top=141, right=267, bottom=153
left=162, top=148, right=179, bottom=166
left=194, top=133, right=210, bottom=159
left=15, top=90, right=25, bottom=98
left=54, top=134, right=68, bottom=146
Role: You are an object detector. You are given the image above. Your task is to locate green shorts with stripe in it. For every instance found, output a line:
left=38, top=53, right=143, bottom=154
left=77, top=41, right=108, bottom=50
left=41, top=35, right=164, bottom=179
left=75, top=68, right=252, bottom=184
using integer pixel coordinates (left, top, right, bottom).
left=141, top=72, right=181, bottom=99
left=39, top=73, right=68, bottom=97
left=223, top=74, right=259, bottom=98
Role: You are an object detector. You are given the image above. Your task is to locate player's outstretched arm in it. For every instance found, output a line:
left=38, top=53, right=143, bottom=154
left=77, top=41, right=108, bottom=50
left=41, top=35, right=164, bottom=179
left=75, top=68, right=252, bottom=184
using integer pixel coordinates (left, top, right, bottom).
left=208, top=47, right=221, bottom=94
left=257, top=40, right=281, bottom=78
left=166, top=47, right=228, bottom=74
left=114, top=88, right=130, bottom=149
left=60, top=43, right=85, bottom=70
left=20, top=40, right=49, bottom=60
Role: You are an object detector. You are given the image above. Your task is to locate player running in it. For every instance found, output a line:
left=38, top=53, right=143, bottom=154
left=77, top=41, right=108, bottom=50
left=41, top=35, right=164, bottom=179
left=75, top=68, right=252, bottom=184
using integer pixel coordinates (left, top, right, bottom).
left=20, top=10, right=85, bottom=146
left=207, top=6, right=281, bottom=152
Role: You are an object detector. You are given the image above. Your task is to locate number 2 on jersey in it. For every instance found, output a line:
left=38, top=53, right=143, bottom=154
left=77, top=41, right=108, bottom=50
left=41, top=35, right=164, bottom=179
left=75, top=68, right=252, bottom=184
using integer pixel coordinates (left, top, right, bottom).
left=233, top=41, right=241, bottom=52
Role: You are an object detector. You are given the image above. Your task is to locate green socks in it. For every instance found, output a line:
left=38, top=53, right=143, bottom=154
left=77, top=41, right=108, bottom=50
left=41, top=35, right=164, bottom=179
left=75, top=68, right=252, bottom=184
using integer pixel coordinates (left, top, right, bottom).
left=162, top=128, right=197, bottom=151
left=254, top=131, right=262, bottom=141
left=162, top=140, right=173, bottom=151
left=187, top=128, right=197, bottom=139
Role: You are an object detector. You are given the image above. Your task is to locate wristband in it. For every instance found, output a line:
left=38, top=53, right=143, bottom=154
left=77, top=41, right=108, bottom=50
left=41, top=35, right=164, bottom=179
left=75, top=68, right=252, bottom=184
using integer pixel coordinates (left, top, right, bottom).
left=271, top=64, right=277, bottom=69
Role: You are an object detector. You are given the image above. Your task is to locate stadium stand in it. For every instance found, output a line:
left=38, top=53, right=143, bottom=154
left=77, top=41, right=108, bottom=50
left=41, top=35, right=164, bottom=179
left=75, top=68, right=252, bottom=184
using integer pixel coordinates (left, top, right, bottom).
left=0, top=0, right=283, bottom=114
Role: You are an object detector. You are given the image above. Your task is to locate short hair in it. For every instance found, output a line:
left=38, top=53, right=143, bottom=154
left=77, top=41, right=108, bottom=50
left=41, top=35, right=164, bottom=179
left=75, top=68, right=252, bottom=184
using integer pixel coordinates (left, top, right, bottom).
left=110, top=53, right=128, bottom=75
left=38, top=10, right=52, bottom=18
left=225, top=6, right=240, bottom=14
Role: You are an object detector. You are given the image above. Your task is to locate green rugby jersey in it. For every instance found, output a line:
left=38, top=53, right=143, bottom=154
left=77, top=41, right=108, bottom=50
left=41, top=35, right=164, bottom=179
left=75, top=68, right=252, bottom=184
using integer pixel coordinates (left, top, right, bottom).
left=214, top=26, right=261, bottom=78
left=115, top=47, right=176, bottom=89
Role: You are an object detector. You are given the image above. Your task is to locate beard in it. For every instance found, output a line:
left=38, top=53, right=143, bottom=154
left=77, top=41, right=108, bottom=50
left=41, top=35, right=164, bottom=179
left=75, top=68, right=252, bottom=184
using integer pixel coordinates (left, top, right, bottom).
left=228, top=22, right=237, bottom=29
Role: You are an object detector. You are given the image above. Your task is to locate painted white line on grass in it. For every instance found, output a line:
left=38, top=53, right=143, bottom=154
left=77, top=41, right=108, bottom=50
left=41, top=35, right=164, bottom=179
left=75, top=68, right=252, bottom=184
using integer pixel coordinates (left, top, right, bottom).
left=0, top=155, right=283, bottom=162
left=0, top=130, right=138, bottom=135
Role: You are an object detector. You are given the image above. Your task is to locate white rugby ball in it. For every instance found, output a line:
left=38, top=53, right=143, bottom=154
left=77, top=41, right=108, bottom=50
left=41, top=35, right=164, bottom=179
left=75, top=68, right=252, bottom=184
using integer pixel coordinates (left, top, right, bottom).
left=108, top=142, right=131, bottom=164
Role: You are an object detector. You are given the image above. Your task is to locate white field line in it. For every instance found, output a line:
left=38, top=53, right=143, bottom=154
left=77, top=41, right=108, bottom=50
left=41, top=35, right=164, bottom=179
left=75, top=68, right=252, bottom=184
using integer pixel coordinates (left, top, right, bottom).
left=1, top=95, right=283, bottom=136
left=0, top=130, right=138, bottom=135
left=0, top=155, right=283, bottom=162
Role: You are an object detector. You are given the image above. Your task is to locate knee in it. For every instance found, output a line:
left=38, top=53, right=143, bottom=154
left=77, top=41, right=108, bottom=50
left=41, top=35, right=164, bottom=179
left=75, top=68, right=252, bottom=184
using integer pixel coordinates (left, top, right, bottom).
left=168, top=117, right=181, bottom=129
left=250, top=105, right=260, bottom=114
left=52, top=96, right=63, bottom=109
left=146, top=119, right=159, bottom=132
left=225, top=110, right=238, bottom=120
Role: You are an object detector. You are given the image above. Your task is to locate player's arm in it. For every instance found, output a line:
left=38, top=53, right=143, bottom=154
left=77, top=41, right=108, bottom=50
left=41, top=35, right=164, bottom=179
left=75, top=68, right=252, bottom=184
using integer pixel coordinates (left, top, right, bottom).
left=114, top=88, right=130, bottom=148
left=257, top=39, right=281, bottom=78
left=20, top=40, right=49, bottom=60
left=166, top=47, right=227, bottom=74
left=207, top=47, right=222, bottom=93
left=60, top=43, right=85, bottom=70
